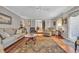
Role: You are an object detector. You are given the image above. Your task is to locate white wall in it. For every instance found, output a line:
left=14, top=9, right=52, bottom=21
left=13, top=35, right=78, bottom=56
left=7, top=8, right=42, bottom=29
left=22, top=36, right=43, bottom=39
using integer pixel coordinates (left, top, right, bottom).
left=51, top=20, right=56, bottom=29
left=45, top=20, right=53, bottom=30
left=68, top=15, right=79, bottom=42
left=62, top=23, right=68, bottom=39
left=0, top=6, right=23, bottom=29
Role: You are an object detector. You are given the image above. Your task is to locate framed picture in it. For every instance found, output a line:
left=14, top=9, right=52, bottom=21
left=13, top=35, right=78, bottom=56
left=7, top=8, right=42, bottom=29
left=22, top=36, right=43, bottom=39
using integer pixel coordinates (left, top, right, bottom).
left=0, top=13, right=12, bottom=24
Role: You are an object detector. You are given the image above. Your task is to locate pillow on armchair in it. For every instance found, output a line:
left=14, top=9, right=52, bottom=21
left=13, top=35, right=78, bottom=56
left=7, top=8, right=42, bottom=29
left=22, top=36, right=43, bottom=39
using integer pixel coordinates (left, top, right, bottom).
left=0, top=32, right=10, bottom=40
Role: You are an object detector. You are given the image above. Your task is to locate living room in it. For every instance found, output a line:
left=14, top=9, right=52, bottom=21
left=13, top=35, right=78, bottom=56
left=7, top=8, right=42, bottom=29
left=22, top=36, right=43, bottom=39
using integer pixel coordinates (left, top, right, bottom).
left=0, top=6, right=79, bottom=53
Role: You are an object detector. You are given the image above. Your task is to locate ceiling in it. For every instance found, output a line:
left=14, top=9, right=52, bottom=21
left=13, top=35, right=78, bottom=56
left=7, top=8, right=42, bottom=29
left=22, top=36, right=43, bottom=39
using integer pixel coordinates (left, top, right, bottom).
left=5, top=6, right=73, bottom=20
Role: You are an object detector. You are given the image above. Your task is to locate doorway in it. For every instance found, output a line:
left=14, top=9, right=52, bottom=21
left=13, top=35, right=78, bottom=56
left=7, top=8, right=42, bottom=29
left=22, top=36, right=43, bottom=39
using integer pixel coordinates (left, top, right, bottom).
left=35, top=20, right=45, bottom=32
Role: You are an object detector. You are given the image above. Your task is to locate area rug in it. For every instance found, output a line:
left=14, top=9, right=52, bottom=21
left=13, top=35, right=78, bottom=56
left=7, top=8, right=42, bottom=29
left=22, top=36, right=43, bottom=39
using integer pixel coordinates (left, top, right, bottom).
left=14, top=36, right=65, bottom=53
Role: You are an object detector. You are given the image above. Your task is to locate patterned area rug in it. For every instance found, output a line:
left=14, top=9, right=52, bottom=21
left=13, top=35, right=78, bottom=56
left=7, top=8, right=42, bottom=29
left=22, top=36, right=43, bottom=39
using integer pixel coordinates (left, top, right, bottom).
left=14, top=36, right=65, bottom=53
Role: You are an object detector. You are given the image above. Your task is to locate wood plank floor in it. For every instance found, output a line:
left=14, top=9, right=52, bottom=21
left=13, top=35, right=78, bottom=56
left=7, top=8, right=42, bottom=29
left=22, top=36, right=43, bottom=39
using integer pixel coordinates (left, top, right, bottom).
left=51, top=36, right=75, bottom=53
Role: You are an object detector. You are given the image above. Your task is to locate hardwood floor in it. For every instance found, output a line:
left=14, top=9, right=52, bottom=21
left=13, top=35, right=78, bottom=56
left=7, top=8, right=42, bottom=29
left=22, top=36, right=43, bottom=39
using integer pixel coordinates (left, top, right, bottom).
left=51, top=36, right=75, bottom=53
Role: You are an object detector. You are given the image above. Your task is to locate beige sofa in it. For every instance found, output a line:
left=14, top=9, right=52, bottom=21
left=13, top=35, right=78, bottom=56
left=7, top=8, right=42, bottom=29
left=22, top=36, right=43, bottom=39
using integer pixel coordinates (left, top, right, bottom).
left=0, top=28, right=24, bottom=49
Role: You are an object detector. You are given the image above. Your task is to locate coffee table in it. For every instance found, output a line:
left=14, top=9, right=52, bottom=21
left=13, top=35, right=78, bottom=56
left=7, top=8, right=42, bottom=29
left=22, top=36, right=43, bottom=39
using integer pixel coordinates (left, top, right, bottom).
left=24, top=34, right=37, bottom=45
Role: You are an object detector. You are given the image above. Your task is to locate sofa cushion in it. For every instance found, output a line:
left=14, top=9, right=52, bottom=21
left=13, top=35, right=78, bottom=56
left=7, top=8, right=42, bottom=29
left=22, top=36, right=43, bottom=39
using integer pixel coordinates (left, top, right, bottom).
left=0, top=32, right=10, bottom=40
